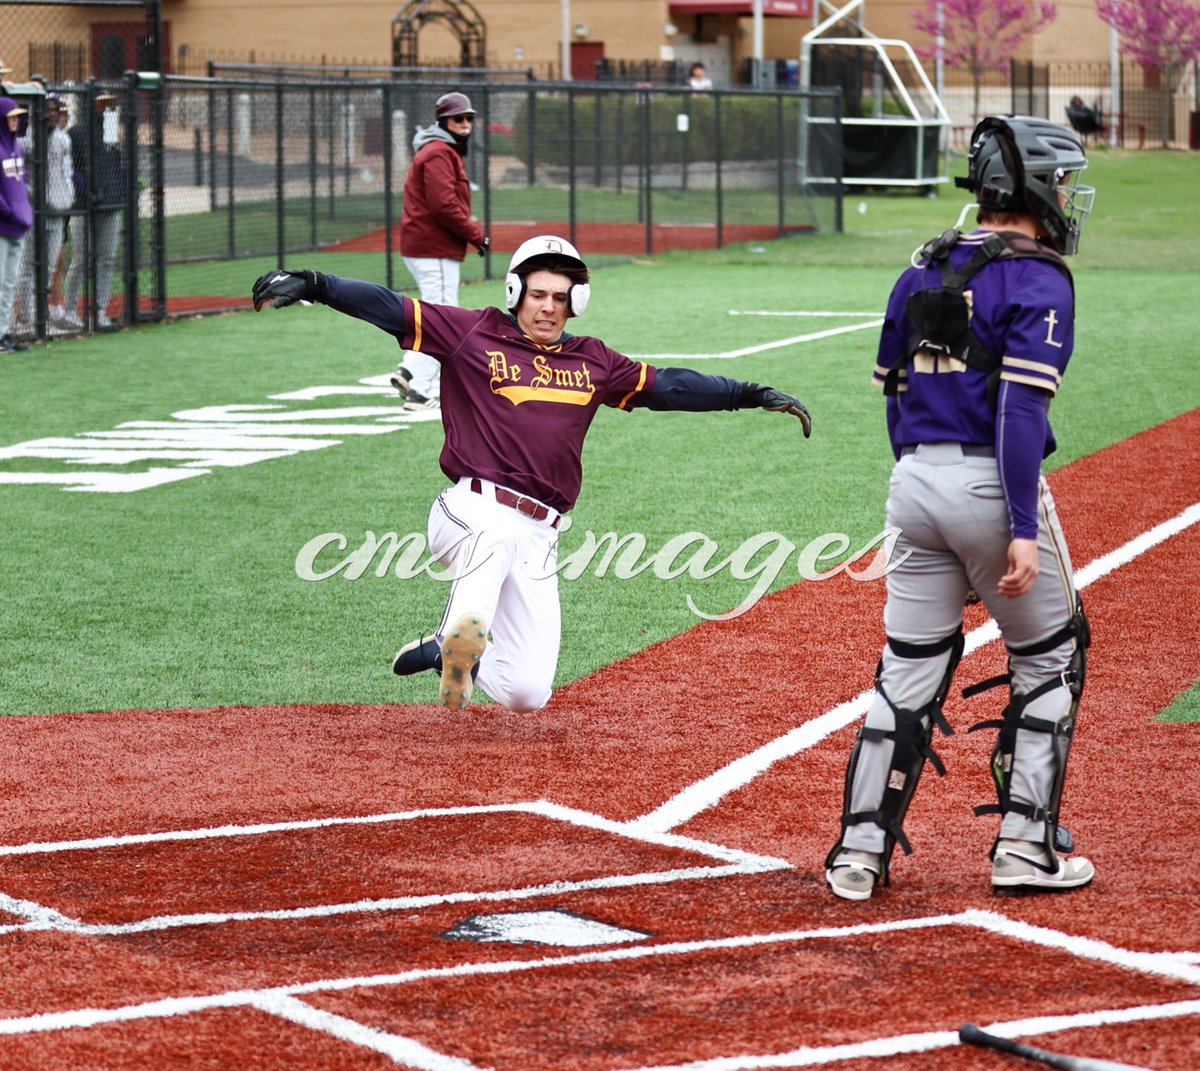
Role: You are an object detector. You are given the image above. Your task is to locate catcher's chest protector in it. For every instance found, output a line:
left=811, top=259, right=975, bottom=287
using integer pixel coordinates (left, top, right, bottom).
left=883, top=230, right=1073, bottom=402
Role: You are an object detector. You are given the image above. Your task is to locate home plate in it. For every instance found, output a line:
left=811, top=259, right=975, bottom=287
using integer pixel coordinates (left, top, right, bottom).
left=443, top=909, right=650, bottom=947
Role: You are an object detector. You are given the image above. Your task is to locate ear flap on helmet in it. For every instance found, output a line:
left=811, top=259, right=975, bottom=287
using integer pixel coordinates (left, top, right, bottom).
left=504, top=271, right=524, bottom=310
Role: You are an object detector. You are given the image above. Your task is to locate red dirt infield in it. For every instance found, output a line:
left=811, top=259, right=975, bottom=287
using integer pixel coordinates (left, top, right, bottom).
left=0, top=409, right=1198, bottom=1068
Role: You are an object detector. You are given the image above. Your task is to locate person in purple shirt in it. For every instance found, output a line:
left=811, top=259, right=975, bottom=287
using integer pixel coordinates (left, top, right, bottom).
left=0, top=96, right=32, bottom=353
left=253, top=235, right=812, bottom=713
left=824, top=116, right=1097, bottom=900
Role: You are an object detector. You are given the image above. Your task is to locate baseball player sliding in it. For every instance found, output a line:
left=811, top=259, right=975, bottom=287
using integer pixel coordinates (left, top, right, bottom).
left=824, top=116, right=1097, bottom=899
left=253, top=236, right=811, bottom=713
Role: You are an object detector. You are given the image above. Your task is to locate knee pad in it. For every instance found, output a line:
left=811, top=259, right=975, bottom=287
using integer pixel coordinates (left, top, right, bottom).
left=827, top=628, right=964, bottom=881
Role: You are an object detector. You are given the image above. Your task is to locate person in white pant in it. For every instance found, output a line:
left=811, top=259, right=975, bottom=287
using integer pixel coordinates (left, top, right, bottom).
left=16, top=95, right=74, bottom=336
left=389, top=91, right=487, bottom=411
left=60, top=91, right=124, bottom=331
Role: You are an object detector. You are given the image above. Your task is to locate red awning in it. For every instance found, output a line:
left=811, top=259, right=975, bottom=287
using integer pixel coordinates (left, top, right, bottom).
left=670, top=0, right=811, bottom=15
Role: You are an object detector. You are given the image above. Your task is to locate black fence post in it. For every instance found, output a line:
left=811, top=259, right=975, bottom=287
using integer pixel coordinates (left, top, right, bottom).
left=567, top=87, right=577, bottom=245
left=27, top=93, right=48, bottom=339
left=275, top=81, right=285, bottom=264
left=151, top=76, right=167, bottom=322
left=715, top=92, right=724, bottom=249
left=308, top=87, right=318, bottom=248
left=479, top=84, right=491, bottom=281
left=640, top=89, right=652, bottom=254
left=382, top=81, right=394, bottom=290
left=776, top=92, right=785, bottom=237
left=225, top=86, right=235, bottom=258
left=121, top=72, right=139, bottom=328
left=525, top=87, right=536, bottom=185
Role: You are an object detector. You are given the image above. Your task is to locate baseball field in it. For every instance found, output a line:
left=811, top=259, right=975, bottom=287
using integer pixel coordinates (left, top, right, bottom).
left=0, top=147, right=1197, bottom=1070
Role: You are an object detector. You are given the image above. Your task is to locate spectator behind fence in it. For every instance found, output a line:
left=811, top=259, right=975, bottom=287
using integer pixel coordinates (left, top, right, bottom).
left=15, top=95, right=74, bottom=336
left=688, top=62, right=713, bottom=90
left=0, top=98, right=32, bottom=354
left=59, top=91, right=124, bottom=331
left=388, top=90, right=488, bottom=412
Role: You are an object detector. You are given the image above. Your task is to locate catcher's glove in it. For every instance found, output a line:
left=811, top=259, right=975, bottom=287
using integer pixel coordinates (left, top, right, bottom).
left=252, top=268, right=324, bottom=311
left=740, top=383, right=812, bottom=438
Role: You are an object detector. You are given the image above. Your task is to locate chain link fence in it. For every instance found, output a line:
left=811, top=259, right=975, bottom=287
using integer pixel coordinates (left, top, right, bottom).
left=11, top=76, right=842, bottom=342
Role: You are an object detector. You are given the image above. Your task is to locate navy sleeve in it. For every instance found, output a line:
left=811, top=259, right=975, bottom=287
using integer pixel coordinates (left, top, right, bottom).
left=996, top=379, right=1052, bottom=540
left=639, top=366, right=743, bottom=412
left=320, top=274, right=408, bottom=337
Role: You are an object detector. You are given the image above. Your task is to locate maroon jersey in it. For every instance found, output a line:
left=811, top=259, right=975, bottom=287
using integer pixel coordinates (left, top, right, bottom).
left=323, top=276, right=656, bottom=511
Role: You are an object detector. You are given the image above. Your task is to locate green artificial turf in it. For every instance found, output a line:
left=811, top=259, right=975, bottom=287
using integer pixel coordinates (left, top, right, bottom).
left=1, top=148, right=1197, bottom=716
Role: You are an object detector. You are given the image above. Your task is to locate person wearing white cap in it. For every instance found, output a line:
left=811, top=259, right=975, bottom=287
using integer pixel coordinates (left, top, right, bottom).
left=0, top=97, right=32, bottom=353
left=15, top=94, right=74, bottom=337
left=388, top=90, right=488, bottom=411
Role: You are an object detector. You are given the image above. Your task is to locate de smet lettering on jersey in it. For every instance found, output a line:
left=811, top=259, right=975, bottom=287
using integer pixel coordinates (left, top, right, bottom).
left=486, top=350, right=596, bottom=407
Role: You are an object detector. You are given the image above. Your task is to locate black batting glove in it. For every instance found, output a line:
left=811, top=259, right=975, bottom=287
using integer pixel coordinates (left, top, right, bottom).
left=740, top=383, right=813, bottom=438
left=478, top=236, right=490, bottom=258
left=252, top=269, right=324, bottom=311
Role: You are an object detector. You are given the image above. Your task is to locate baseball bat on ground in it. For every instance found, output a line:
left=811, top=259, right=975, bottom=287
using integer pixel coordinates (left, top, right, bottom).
left=958, top=1023, right=1155, bottom=1071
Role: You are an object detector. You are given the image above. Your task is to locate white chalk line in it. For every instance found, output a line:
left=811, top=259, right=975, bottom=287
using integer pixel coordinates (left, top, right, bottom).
left=0, top=799, right=787, bottom=870
left=631, top=317, right=883, bottom=361
left=616, top=999, right=1200, bottom=1070
left=0, top=799, right=788, bottom=938
left=0, top=863, right=776, bottom=939
left=250, top=994, right=487, bottom=1071
left=3, top=908, right=1198, bottom=1061
left=630, top=498, right=1200, bottom=835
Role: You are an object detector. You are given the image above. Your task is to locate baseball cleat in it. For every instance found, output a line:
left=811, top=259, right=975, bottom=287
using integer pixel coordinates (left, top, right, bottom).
left=389, top=367, right=412, bottom=399
left=825, top=848, right=882, bottom=901
left=992, top=840, right=1095, bottom=896
left=391, top=636, right=441, bottom=677
left=439, top=613, right=487, bottom=711
left=404, top=391, right=440, bottom=412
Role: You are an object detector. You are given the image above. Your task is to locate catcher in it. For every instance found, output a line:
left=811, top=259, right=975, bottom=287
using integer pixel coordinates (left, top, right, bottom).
left=253, top=235, right=812, bottom=713
left=824, top=116, right=1097, bottom=899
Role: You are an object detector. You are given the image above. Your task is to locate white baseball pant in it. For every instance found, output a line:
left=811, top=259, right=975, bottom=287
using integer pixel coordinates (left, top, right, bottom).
left=427, top=477, right=562, bottom=713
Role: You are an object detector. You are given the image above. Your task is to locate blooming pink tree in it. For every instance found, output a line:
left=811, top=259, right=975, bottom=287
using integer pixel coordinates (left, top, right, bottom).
left=1096, top=0, right=1200, bottom=146
left=911, top=0, right=1057, bottom=123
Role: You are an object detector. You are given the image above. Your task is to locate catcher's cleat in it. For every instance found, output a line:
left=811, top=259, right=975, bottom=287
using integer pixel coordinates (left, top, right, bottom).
left=439, top=613, right=487, bottom=711
left=825, top=848, right=882, bottom=902
left=992, top=839, right=1095, bottom=896
left=389, top=367, right=412, bottom=399
left=392, top=636, right=441, bottom=677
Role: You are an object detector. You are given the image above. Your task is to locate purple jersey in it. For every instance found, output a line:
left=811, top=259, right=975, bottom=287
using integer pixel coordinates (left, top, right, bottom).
left=873, top=231, right=1076, bottom=538
left=323, top=276, right=656, bottom=511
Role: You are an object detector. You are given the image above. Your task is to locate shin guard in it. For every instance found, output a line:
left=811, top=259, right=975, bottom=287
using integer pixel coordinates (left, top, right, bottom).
left=967, top=597, right=1090, bottom=868
left=827, top=629, right=964, bottom=883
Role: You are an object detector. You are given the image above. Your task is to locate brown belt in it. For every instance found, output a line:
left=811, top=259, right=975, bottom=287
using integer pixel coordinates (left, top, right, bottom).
left=469, top=478, right=561, bottom=528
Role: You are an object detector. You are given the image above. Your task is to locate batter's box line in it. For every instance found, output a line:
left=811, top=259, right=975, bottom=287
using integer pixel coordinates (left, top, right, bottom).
left=0, top=862, right=777, bottom=938
left=0, top=800, right=790, bottom=937
left=0, top=799, right=789, bottom=870
left=616, top=998, right=1200, bottom=1071
left=2, top=910, right=1197, bottom=1041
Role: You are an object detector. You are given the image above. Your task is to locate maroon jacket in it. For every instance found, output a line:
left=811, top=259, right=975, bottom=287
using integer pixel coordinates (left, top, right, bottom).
left=400, top=128, right=484, bottom=261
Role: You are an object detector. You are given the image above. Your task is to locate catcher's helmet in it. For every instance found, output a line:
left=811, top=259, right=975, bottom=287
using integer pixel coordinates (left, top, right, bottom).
left=956, top=115, right=1094, bottom=255
left=505, top=235, right=591, bottom=316
left=435, top=92, right=475, bottom=120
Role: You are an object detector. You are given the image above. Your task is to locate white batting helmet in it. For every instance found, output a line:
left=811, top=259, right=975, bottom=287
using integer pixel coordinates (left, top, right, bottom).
left=504, top=235, right=591, bottom=316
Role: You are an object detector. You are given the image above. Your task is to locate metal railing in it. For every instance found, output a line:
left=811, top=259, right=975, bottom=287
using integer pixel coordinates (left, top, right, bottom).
left=14, top=75, right=844, bottom=342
